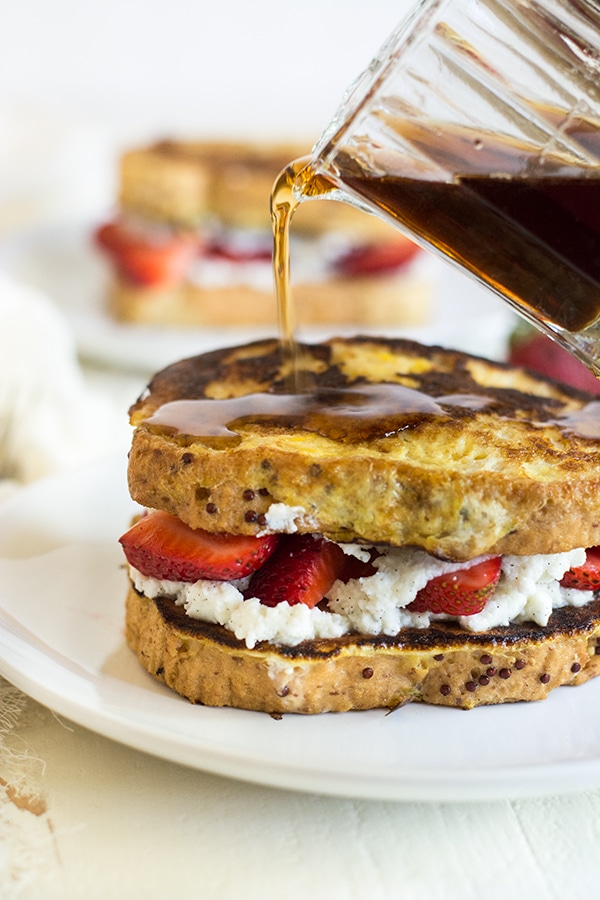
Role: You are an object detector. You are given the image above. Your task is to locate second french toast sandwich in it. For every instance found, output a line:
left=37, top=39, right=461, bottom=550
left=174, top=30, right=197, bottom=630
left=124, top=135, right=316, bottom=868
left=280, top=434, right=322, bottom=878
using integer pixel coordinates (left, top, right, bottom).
left=121, top=336, right=600, bottom=713
left=95, top=140, right=430, bottom=329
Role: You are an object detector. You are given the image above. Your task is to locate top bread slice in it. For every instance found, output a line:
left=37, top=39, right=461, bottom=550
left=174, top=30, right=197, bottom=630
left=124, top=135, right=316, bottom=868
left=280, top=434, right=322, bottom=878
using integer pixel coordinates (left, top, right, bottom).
left=118, top=139, right=402, bottom=238
left=127, top=336, right=600, bottom=561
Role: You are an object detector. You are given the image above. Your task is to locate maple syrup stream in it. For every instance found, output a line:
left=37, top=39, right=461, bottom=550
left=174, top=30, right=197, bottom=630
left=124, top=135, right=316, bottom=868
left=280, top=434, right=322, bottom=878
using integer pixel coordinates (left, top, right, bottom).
left=148, top=140, right=600, bottom=442
left=270, top=155, right=334, bottom=392
left=268, top=145, right=600, bottom=440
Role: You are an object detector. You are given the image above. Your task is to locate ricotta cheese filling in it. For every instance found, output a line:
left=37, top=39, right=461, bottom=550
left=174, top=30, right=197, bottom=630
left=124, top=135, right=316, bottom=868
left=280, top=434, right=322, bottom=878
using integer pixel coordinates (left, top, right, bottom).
left=128, top=542, right=590, bottom=650
left=186, top=228, right=427, bottom=289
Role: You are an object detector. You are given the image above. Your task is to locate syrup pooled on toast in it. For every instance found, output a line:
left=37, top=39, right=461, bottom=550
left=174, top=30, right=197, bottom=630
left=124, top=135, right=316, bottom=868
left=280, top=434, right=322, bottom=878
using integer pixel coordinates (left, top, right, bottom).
left=146, top=377, right=600, bottom=445
left=270, top=156, right=335, bottom=390
left=149, top=119, right=600, bottom=444
left=146, top=383, right=495, bottom=446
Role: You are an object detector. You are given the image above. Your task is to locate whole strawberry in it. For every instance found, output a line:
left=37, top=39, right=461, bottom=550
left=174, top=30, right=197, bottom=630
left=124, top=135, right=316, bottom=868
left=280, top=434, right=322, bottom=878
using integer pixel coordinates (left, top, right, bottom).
left=509, top=322, right=600, bottom=395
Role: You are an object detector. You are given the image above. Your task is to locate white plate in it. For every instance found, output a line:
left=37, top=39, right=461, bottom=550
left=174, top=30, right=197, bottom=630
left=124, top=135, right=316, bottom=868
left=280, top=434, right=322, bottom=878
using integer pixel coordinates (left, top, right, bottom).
left=1, top=456, right=600, bottom=802
left=0, top=223, right=516, bottom=373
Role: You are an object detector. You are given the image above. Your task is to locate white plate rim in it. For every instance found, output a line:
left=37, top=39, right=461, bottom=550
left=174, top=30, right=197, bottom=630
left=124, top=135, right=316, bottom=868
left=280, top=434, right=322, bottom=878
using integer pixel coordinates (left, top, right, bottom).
left=1, top=456, right=600, bottom=802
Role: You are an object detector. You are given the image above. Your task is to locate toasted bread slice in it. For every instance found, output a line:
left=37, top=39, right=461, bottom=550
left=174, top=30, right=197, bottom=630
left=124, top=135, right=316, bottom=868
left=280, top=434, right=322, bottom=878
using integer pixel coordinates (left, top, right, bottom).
left=125, top=585, right=600, bottom=712
left=119, top=139, right=404, bottom=237
left=127, top=336, right=600, bottom=561
left=106, top=264, right=431, bottom=328
left=104, top=140, right=430, bottom=329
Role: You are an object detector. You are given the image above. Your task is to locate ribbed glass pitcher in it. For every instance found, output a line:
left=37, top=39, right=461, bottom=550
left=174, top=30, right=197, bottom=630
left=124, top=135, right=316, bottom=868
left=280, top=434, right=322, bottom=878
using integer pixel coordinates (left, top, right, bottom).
left=294, top=0, right=600, bottom=375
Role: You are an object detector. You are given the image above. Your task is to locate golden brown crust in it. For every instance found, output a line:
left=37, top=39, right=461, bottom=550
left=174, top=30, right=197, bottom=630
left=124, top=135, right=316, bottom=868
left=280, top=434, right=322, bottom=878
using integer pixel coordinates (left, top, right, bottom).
left=106, top=267, right=431, bottom=328
left=109, top=139, right=428, bottom=329
left=118, top=139, right=402, bottom=237
left=119, top=143, right=212, bottom=228
left=127, top=336, right=600, bottom=560
left=125, top=584, right=600, bottom=712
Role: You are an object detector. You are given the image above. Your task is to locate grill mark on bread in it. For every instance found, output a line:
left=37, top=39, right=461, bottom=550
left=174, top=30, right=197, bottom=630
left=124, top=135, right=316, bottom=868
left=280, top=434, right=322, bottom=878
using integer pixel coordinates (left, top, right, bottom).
left=125, top=588, right=600, bottom=712
left=130, top=336, right=593, bottom=421
left=153, top=593, right=600, bottom=658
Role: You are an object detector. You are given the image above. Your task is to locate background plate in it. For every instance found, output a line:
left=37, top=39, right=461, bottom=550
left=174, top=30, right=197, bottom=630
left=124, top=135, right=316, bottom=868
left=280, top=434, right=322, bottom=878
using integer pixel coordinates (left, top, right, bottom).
left=0, top=456, right=599, bottom=802
left=0, top=223, right=516, bottom=373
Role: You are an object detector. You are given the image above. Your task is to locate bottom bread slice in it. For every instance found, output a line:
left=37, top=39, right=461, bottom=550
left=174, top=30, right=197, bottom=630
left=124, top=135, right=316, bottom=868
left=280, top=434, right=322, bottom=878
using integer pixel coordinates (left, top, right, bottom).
left=107, top=268, right=432, bottom=328
left=125, top=585, right=600, bottom=713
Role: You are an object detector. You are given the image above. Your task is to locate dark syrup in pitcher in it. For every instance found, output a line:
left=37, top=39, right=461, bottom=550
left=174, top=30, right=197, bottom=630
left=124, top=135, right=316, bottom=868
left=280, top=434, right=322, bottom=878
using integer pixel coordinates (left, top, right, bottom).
left=341, top=167, right=600, bottom=333
left=152, top=120, right=600, bottom=444
left=276, top=121, right=600, bottom=336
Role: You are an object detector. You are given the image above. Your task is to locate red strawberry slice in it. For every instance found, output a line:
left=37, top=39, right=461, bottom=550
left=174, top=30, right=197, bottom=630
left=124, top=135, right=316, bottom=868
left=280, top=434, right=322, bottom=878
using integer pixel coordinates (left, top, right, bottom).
left=407, top=556, right=502, bottom=616
left=336, top=547, right=380, bottom=582
left=119, top=510, right=279, bottom=582
left=245, top=534, right=348, bottom=608
left=204, top=237, right=271, bottom=263
left=95, top=222, right=198, bottom=287
left=334, top=239, right=420, bottom=276
left=560, top=546, right=600, bottom=589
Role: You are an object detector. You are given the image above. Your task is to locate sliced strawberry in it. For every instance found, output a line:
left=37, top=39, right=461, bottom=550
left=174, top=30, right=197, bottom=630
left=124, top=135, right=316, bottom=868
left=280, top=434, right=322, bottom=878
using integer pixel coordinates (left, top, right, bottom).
left=120, top=510, right=279, bottom=582
left=407, top=556, right=502, bottom=616
left=339, top=548, right=380, bottom=582
left=334, top=239, right=420, bottom=276
left=204, top=237, right=271, bottom=263
left=245, top=534, right=348, bottom=608
left=95, top=222, right=198, bottom=287
left=560, top=546, right=600, bottom=590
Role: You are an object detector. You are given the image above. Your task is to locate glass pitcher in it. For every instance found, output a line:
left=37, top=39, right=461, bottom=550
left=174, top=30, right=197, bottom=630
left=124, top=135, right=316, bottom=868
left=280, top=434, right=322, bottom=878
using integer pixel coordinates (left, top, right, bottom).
left=291, top=0, right=600, bottom=375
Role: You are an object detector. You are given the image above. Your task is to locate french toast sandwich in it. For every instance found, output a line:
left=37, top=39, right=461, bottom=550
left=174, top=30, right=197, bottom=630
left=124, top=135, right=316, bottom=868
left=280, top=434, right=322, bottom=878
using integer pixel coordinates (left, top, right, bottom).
left=121, top=336, right=600, bottom=712
left=95, top=140, right=430, bottom=329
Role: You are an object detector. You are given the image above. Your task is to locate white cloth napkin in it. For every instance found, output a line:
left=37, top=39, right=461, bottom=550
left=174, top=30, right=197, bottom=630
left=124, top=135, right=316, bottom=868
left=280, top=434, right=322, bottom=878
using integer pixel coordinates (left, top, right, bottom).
left=0, top=273, right=121, bottom=497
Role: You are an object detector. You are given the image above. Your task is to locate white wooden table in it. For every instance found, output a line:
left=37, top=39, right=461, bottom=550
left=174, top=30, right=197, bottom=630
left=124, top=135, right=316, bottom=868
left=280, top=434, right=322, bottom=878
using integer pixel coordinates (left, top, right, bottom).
left=2, top=673, right=600, bottom=900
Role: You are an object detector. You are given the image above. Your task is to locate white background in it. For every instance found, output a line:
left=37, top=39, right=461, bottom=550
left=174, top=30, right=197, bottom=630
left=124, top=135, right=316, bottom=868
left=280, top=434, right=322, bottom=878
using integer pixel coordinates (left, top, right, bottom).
left=0, top=0, right=413, bottom=228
